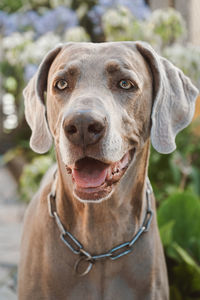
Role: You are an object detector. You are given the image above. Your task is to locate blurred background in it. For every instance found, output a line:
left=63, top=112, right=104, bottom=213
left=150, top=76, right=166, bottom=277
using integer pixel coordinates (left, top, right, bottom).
left=0, top=0, right=200, bottom=299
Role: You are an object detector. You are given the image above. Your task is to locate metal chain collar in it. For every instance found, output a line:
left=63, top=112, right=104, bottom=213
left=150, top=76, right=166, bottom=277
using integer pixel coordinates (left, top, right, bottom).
left=47, top=177, right=153, bottom=276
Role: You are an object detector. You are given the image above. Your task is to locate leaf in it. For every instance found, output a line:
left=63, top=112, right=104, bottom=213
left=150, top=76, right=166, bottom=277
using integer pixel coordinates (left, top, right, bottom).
left=169, top=243, right=200, bottom=272
left=190, top=167, right=200, bottom=196
left=171, top=262, right=200, bottom=297
left=158, top=191, right=200, bottom=262
left=159, top=220, right=174, bottom=246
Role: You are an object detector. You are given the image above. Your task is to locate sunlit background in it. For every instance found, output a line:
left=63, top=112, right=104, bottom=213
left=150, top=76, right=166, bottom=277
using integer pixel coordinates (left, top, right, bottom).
left=0, top=0, right=200, bottom=299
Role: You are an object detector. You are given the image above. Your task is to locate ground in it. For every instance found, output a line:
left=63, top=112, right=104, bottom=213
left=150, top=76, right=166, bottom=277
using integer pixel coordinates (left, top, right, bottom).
left=0, top=166, right=26, bottom=300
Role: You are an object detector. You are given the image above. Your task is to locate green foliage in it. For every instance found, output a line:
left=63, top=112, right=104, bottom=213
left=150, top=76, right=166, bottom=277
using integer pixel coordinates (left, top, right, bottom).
left=158, top=191, right=200, bottom=298
left=4, top=76, right=18, bottom=93
left=19, top=155, right=54, bottom=202
left=169, top=260, right=200, bottom=300
left=71, top=0, right=97, bottom=11
left=0, top=0, right=25, bottom=13
left=158, top=191, right=200, bottom=260
left=149, top=105, right=200, bottom=296
left=149, top=121, right=200, bottom=202
left=148, top=8, right=186, bottom=48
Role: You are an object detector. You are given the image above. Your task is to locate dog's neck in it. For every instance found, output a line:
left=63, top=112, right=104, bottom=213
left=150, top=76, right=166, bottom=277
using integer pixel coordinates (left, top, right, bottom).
left=55, top=140, right=150, bottom=253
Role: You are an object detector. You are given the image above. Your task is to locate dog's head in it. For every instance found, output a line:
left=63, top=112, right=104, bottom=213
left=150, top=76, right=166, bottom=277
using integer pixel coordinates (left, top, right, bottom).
left=24, top=42, right=198, bottom=203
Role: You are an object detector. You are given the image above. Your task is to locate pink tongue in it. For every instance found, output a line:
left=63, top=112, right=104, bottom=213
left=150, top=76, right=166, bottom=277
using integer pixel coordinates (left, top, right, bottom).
left=72, top=158, right=109, bottom=188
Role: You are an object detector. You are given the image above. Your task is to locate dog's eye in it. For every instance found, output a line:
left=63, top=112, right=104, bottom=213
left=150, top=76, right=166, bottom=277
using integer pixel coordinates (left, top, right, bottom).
left=55, top=80, right=68, bottom=90
left=118, top=80, right=134, bottom=90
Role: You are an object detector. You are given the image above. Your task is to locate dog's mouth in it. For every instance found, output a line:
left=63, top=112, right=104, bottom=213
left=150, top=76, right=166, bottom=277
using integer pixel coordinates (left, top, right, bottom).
left=66, top=149, right=135, bottom=202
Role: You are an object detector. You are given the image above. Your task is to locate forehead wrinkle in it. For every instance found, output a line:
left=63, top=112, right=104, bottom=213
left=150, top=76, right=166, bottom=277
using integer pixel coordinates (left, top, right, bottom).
left=52, top=62, right=81, bottom=79
left=57, top=60, right=80, bottom=71
left=57, top=63, right=67, bottom=71
left=105, top=60, right=143, bottom=89
left=105, top=59, right=133, bottom=74
left=59, top=45, right=97, bottom=67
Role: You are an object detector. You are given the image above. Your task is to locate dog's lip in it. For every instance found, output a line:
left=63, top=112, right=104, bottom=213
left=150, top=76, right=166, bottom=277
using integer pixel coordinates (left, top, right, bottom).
left=65, top=149, right=135, bottom=201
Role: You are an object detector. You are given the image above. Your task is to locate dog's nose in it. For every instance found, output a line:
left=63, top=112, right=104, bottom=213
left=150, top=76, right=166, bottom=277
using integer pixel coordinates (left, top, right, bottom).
left=63, top=110, right=107, bottom=147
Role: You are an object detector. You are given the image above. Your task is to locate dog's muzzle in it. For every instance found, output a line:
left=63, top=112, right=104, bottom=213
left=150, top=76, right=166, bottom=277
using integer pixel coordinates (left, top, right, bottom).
left=61, top=108, right=134, bottom=203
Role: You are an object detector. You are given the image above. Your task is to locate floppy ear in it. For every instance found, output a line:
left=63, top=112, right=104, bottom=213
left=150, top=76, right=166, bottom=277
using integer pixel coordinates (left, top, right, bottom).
left=23, top=45, right=63, bottom=153
left=136, top=42, right=199, bottom=154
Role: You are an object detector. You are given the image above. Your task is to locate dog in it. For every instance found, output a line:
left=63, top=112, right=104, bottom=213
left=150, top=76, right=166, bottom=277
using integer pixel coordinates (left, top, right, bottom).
left=18, top=41, right=198, bottom=299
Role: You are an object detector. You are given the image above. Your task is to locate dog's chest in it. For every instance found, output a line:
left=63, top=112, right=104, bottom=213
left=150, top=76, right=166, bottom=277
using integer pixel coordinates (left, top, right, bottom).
left=40, top=238, right=154, bottom=300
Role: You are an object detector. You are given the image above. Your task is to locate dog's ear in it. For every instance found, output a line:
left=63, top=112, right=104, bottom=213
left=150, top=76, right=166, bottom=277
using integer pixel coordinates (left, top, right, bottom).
left=23, top=45, right=63, bottom=153
left=136, top=42, right=199, bottom=154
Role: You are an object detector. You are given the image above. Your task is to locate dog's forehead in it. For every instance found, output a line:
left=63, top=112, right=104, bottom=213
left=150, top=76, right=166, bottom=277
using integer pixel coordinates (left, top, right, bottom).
left=50, top=42, right=146, bottom=75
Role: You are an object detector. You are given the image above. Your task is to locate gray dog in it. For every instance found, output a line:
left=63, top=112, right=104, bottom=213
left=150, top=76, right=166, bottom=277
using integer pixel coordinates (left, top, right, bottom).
left=18, top=42, right=198, bottom=300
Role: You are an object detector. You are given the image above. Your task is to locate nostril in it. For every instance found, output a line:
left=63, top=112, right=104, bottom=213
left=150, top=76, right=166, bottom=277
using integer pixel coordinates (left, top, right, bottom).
left=88, top=123, right=104, bottom=135
left=67, top=125, right=77, bottom=135
left=63, top=111, right=107, bottom=146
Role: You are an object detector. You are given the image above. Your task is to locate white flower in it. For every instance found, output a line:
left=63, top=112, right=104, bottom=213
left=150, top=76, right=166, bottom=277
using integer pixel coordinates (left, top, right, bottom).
left=148, top=8, right=186, bottom=46
left=22, top=32, right=61, bottom=64
left=2, top=31, right=34, bottom=65
left=64, top=26, right=90, bottom=42
left=164, top=44, right=200, bottom=88
left=2, top=32, right=34, bottom=50
left=103, top=6, right=132, bottom=29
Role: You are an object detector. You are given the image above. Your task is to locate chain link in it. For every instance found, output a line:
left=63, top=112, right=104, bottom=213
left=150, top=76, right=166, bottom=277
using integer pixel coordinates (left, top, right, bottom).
left=48, top=178, right=153, bottom=276
left=61, top=231, right=83, bottom=254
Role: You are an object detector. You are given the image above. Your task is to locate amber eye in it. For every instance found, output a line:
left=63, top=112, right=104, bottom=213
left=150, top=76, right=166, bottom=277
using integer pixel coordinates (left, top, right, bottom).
left=118, top=80, right=134, bottom=90
left=55, top=79, right=68, bottom=90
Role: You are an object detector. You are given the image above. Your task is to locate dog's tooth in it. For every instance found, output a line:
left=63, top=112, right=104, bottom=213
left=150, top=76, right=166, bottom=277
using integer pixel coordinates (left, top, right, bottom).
left=113, top=165, right=118, bottom=174
left=106, top=167, right=113, bottom=180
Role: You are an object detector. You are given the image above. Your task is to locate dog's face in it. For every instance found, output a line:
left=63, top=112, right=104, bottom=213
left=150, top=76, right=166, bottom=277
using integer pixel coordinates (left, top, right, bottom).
left=46, top=43, right=152, bottom=202
left=23, top=42, right=198, bottom=203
